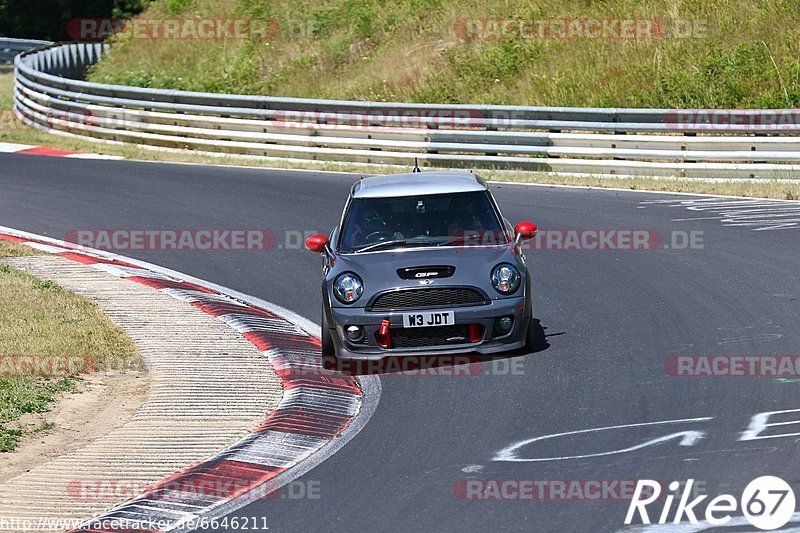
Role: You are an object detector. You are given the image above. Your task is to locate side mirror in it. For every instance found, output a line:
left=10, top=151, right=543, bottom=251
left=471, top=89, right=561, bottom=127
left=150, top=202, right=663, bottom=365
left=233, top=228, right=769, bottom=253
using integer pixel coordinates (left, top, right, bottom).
left=305, top=234, right=330, bottom=253
left=514, top=221, right=538, bottom=241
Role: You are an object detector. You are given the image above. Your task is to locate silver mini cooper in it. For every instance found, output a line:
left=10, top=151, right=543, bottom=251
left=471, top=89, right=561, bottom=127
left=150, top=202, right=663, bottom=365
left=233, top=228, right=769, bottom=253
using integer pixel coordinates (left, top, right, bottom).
left=305, top=171, right=538, bottom=360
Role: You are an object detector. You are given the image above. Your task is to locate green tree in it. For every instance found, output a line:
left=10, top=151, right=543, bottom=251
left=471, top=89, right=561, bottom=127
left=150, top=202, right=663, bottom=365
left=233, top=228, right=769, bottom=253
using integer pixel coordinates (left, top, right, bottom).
left=0, top=0, right=151, bottom=40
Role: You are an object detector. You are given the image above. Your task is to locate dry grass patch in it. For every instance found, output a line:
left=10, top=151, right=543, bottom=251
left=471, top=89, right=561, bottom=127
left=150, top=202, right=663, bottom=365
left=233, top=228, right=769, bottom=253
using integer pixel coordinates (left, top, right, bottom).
left=0, top=240, right=41, bottom=258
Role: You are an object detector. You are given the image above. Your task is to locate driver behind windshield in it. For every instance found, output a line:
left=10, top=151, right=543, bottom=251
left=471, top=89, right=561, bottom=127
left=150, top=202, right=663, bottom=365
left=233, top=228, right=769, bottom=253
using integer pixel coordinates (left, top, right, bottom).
left=340, top=192, right=505, bottom=252
left=346, top=204, right=391, bottom=248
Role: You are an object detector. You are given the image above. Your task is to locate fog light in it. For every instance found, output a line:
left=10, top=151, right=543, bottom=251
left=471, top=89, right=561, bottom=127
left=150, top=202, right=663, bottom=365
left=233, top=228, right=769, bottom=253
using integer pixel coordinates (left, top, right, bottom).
left=498, top=316, right=513, bottom=332
left=345, top=325, right=364, bottom=342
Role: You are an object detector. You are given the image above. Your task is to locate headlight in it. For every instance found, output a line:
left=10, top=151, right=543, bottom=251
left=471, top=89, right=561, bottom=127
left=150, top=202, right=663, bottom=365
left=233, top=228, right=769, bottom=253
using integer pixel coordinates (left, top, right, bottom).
left=333, top=272, right=363, bottom=304
left=491, top=263, right=521, bottom=295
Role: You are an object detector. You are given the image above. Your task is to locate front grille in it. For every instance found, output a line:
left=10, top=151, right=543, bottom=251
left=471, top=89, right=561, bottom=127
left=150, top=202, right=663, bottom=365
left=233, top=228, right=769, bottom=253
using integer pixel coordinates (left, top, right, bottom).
left=370, top=288, right=487, bottom=311
left=391, top=324, right=471, bottom=348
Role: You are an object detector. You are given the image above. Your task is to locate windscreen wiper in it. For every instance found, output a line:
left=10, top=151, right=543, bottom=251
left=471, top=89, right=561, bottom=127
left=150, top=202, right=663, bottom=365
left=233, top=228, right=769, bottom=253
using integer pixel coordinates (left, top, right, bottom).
left=439, top=234, right=482, bottom=246
left=354, top=238, right=436, bottom=253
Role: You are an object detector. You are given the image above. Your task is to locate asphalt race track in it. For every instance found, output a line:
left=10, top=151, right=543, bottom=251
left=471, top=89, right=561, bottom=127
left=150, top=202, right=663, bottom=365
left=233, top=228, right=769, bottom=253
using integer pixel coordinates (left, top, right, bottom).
left=2, top=154, right=800, bottom=532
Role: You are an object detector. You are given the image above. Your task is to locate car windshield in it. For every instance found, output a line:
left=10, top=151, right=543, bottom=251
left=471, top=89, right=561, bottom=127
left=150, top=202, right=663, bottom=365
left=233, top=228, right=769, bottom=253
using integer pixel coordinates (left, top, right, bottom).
left=339, top=191, right=507, bottom=253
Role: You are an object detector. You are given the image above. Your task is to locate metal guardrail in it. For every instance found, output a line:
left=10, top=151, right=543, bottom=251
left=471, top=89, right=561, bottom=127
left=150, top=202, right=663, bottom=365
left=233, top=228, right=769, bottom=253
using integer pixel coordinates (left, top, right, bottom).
left=0, top=38, right=52, bottom=65
left=13, top=42, right=800, bottom=178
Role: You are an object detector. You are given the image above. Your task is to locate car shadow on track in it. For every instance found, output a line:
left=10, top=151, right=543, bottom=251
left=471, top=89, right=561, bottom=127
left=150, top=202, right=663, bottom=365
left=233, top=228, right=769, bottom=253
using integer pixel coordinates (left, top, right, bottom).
left=526, top=318, right=551, bottom=354
left=321, top=318, right=552, bottom=377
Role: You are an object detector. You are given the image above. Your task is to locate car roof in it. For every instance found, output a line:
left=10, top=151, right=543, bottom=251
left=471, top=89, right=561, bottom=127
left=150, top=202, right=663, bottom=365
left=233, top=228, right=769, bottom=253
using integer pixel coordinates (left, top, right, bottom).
left=351, top=172, right=488, bottom=199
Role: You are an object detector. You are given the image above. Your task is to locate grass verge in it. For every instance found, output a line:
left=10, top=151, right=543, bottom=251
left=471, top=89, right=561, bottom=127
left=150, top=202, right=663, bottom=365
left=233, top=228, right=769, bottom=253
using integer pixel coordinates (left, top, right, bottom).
left=0, top=243, right=141, bottom=451
left=87, top=0, right=800, bottom=109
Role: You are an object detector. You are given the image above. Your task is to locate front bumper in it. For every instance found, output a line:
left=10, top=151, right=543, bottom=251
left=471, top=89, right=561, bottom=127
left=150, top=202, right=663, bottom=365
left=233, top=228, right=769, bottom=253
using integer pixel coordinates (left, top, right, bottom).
left=328, top=296, right=527, bottom=360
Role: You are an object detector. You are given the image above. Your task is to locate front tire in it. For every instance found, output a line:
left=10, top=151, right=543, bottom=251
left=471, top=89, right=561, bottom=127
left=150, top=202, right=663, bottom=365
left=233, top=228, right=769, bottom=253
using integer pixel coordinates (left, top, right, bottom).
left=521, top=317, right=540, bottom=353
left=321, top=310, right=335, bottom=357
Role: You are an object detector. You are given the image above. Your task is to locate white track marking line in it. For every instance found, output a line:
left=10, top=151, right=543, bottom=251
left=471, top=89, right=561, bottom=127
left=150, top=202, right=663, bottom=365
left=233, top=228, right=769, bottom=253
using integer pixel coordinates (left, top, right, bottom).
left=642, top=197, right=800, bottom=231
left=65, top=153, right=125, bottom=160
left=618, top=511, right=800, bottom=532
left=0, top=142, right=35, bottom=152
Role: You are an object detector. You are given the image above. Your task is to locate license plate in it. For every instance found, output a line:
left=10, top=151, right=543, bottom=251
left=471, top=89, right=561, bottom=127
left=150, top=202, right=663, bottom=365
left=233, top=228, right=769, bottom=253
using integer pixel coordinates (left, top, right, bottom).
left=402, top=311, right=455, bottom=328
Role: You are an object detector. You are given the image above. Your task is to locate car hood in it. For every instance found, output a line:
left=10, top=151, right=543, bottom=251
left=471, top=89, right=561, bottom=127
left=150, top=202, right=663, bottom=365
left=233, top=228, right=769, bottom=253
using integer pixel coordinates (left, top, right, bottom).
left=328, top=244, right=524, bottom=306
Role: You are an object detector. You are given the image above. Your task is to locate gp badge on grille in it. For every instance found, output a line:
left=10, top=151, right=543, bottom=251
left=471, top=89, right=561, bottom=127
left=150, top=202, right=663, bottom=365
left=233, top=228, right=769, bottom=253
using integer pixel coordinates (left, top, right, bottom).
left=396, top=265, right=455, bottom=280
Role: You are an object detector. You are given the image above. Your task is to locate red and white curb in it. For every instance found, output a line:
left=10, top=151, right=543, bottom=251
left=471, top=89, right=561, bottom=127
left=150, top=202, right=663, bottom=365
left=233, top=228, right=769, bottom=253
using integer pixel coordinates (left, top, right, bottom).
left=0, top=142, right=123, bottom=159
left=0, top=225, right=380, bottom=532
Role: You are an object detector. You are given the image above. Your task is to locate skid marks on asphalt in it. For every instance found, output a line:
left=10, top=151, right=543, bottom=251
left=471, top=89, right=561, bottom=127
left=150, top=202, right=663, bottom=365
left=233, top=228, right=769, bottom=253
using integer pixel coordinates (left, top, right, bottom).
left=640, top=197, right=800, bottom=231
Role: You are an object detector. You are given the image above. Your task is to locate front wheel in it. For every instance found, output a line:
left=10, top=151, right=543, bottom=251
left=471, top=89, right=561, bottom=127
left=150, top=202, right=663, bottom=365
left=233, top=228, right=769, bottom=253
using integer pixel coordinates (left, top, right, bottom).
left=521, top=317, right=541, bottom=354
left=321, top=310, right=335, bottom=357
